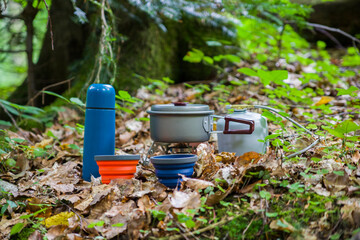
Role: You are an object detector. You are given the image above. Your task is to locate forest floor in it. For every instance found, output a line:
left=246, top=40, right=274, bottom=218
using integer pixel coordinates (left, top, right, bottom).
left=1, top=51, right=360, bottom=240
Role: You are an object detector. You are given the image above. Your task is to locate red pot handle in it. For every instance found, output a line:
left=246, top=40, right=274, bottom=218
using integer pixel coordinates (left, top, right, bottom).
left=223, top=117, right=255, bottom=134
left=173, top=102, right=188, bottom=106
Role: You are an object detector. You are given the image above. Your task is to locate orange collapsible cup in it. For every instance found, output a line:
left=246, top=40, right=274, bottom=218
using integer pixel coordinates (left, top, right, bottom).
left=95, top=155, right=140, bottom=184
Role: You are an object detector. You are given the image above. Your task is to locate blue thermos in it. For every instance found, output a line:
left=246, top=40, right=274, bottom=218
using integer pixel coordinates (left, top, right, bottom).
left=82, top=84, right=115, bottom=181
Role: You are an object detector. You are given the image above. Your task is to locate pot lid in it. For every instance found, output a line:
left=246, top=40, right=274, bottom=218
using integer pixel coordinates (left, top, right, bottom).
left=150, top=102, right=211, bottom=112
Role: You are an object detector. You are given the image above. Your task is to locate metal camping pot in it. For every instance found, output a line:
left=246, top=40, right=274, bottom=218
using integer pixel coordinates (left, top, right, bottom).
left=147, top=102, right=255, bottom=143
left=217, top=108, right=268, bottom=156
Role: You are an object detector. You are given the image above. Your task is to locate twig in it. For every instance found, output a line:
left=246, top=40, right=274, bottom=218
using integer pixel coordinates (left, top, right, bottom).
left=307, top=22, right=360, bottom=45
left=316, top=28, right=344, bottom=49
left=42, top=0, right=54, bottom=50
left=26, top=78, right=73, bottom=105
left=0, top=101, right=31, bottom=143
left=0, top=13, right=23, bottom=20
left=327, top=216, right=342, bottom=240
left=242, top=217, right=254, bottom=240
left=0, top=49, right=26, bottom=53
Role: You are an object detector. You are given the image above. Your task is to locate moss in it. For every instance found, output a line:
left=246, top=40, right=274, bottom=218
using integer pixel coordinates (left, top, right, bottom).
left=13, top=227, right=35, bottom=240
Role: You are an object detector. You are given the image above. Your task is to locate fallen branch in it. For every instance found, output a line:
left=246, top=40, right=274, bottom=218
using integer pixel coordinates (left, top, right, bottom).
left=307, top=22, right=360, bottom=45
left=26, top=77, right=73, bottom=105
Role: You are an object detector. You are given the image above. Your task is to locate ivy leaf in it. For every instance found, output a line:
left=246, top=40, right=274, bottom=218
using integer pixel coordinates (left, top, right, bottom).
left=70, top=97, right=85, bottom=107
left=259, top=190, right=271, bottom=200
left=262, top=110, right=279, bottom=121
left=183, top=49, right=204, bottom=63
left=111, top=223, right=124, bottom=227
left=185, top=219, right=195, bottom=228
left=258, top=70, right=288, bottom=86
left=117, top=90, right=132, bottom=100
left=202, top=56, right=214, bottom=65
left=87, top=220, right=104, bottom=228
left=326, top=128, right=345, bottom=139
left=10, top=223, right=25, bottom=236
left=266, top=212, right=278, bottom=217
left=43, top=91, right=70, bottom=103
left=336, top=86, right=359, bottom=96
left=213, top=54, right=241, bottom=63
left=264, top=134, right=281, bottom=141
left=237, top=67, right=258, bottom=77
left=334, top=120, right=360, bottom=134
left=333, top=171, right=344, bottom=176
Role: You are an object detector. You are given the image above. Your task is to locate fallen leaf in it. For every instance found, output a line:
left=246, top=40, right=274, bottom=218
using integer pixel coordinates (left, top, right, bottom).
left=0, top=179, right=19, bottom=197
left=125, top=119, right=143, bottom=133
left=352, top=151, right=360, bottom=164
left=341, top=204, right=360, bottom=227
left=180, top=175, right=215, bottom=190
left=43, top=212, right=75, bottom=228
left=215, top=152, right=236, bottom=163
left=235, top=151, right=262, bottom=167
left=137, top=195, right=154, bottom=212
left=314, top=96, right=334, bottom=106
left=45, top=225, right=69, bottom=240
left=169, top=190, right=200, bottom=209
left=324, top=172, right=349, bottom=192
left=28, top=230, right=42, bottom=240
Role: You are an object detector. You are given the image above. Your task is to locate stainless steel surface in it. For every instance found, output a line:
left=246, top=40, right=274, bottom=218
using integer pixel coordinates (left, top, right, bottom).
left=147, top=103, right=215, bottom=143
left=149, top=113, right=212, bottom=142
left=217, top=109, right=268, bottom=156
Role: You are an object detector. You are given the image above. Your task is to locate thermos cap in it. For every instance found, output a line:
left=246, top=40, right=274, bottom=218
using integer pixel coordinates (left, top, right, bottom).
left=86, top=84, right=115, bottom=109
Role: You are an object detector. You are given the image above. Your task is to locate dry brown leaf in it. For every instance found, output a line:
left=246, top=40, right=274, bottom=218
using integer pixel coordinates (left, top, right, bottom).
left=66, top=233, right=84, bottom=240
left=215, top=152, right=236, bottom=163
left=169, top=190, right=201, bottom=209
left=341, top=204, right=360, bottom=228
left=28, top=230, right=42, bottom=240
left=149, top=182, right=168, bottom=202
left=235, top=151, right=262, bottom=167
left=45, top=225, right=69, bottom=240
left=138, top=195, right=154, bottom=212
left=26, top=197, right=52, bottom=218
left=35, top=138, right=53, bottom=148
left=323, top=172, right=349, bottom=192
left=352, top=151, right=360, bottom=164
left=180, top=175, right=215, bottom=190
left=0, top=179, right=19, bottom=197
left=0, top=213, right=27, bottom=238
left=238, top=180, right=261, bottom=194
left=119, top=131, right=136, bottom=145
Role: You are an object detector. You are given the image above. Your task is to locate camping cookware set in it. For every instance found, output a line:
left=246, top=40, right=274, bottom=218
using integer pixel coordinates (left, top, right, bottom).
left=82, top=84, right=269, bottom=187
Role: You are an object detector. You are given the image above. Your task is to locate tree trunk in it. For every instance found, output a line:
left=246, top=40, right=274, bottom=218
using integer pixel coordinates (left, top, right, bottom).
left=7, top=0, right=90, bottom=107
left=22, top=3, right=38, bottom=104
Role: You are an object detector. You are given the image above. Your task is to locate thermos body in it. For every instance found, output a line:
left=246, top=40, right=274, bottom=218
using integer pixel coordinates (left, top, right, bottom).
left=82, top=84, right=115, bottom=181
left=83, top=109, right=115, bottom=181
